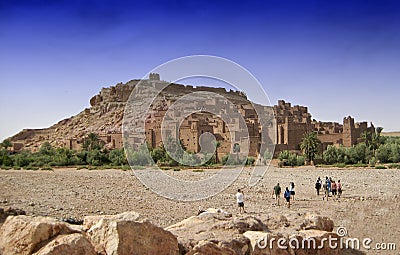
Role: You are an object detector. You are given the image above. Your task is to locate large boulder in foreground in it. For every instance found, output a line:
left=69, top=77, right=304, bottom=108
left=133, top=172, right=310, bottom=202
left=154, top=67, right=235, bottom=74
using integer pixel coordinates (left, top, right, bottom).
left=84, top=211, right=179, bottom=255
left=0, top=215, right=80, bottom=255
left=300, top=213, right=334, bottom=232
left=166, top=208, right=267, bottom=255
left=33, top=233, right=96, bottom=255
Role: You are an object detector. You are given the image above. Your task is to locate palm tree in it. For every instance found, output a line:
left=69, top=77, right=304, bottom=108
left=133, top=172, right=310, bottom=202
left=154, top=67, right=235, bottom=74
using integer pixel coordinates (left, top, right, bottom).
left=371, top=127, right=384, bottom=153
left=300, top=131, right=321, bottom=165
left=213, top=141, right=221, bottom=163
left=233, top=143, right=240, bottom=164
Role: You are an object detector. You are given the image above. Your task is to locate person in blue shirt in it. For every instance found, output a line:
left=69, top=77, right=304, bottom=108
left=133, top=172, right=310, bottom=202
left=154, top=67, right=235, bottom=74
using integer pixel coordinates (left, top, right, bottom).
left=326, top=176, right=332, bottom=195
left=284, top=187, right=291, bottom=208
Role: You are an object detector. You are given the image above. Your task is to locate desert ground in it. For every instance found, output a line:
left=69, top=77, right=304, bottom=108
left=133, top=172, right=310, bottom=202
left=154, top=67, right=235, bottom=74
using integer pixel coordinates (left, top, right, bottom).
left=1, top=166, right=399, bottom=254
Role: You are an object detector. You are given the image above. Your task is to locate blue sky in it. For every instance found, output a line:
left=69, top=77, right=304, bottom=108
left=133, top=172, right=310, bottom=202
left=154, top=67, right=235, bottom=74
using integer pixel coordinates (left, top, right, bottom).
left=1, top=0, right=399, bottom=141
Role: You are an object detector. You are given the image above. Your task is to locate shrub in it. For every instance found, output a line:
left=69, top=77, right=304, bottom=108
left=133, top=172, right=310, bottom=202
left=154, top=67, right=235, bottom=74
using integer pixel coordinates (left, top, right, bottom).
left=12, top=151, right=31, bottom=167
left=388, top=163, right=400, bottom=169
left=151, top=147, right=166, bottom=164
left=375, top=165, right=387, bottom=169
left=279, top=150, right=291, bottom=161
left=0, top=155, right=13, bottom=167
left=126, top=145, right=152, bottom=166
left=369, top=157, right=377, bottom=166
left=246, top=157, right=256, bottom=166
left=296, top=155, right=305, bottom=166
left=108, top=148, right=127, bottom=166
left=351, top=163, right=368, bottom=168
left=86, top=149, right=108, bottom=166
left=347, top=143, right=371, bottom=164
left=24, top=166, right=39, bottom=170
left=278, top=151, right=304, bottom=167
left=323, top=145, right=339, bottom=165
left=263, top=149, right=273, bottom=161
left=182, top=153, right=199, bottom=166
left=221, top=154, right=245, bottom=165
left=287, top=153, right=298, bottom=166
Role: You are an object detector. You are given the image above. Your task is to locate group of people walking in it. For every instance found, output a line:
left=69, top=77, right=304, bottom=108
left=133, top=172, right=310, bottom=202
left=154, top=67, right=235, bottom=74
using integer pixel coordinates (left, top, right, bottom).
left=315, top=176, right=342, bottom=200
left=235, top=177, right=344, bottom=213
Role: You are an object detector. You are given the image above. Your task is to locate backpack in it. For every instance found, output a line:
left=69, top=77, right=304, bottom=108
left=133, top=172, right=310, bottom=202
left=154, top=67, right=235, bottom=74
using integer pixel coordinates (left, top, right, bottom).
left=284, top=191, right=290, bottom=198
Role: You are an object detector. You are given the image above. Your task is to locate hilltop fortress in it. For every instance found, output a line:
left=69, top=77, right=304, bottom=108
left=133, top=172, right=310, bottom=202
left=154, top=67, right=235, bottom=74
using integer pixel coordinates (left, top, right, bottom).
left=9, top=74, right=375, bottom=159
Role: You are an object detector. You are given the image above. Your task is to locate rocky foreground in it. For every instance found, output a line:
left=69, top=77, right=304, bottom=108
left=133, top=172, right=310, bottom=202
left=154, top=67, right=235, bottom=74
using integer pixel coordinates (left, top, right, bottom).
left=0, top=208, right=352, bottom=255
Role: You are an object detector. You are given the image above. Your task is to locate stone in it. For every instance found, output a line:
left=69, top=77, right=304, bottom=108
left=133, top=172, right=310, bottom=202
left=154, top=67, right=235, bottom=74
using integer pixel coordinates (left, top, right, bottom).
left=300, top=213, right=334, bottom=232
left=60, top=217, right=83, bottom=225
left=243, top=231, right=291, bottom=255
left=291, top=230, right=342, bottom=255
left=84, top=211, right=179, bottom=255
left=186, top=240, right=237, bottom=255
left=33, top=233, right=96, bottom=255
left=265, top=215, right=290, bottom=230
left=0, top=215, right=79, bottom=255
left=166, top=208, right=263, bottom=254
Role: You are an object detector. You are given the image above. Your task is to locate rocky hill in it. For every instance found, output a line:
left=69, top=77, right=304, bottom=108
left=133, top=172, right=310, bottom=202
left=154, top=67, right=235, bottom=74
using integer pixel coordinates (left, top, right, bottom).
left=9, top=76, right=250, bottom=152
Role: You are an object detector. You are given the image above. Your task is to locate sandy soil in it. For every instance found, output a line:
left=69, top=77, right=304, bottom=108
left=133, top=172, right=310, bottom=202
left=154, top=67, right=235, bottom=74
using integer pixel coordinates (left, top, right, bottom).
left=0, top=166, right=399, bottom=254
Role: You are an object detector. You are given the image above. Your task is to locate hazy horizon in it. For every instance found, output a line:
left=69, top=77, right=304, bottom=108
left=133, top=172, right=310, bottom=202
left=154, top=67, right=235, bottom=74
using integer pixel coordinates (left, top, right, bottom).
left=1, top=0, right=399, bottom=141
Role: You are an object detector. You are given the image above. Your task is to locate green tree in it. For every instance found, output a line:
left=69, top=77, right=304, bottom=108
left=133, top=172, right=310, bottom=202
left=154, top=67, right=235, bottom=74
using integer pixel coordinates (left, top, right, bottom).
left=361, top=127, right=384, bottom=153
left=12, top=151, right=32, bottom=167
left=213, top=141, right=221, bottom=163
left=1, top=139, right=12, bottom=149
left=376, top=144, right=391, bottom=163
left=164, top=137, right=183, bottom=164
left=82, top=133, right=104, bottom=151
left=151, top=146, right=166, bottom=164
left=389, top=143, right=400, bottom=163
left=86, top=149, right=106, bottom=166
left=278, top=150, right=304, bottom=167
left=39, top=142, right=54, bottom=155
left=347, top=143, right=371, bottom=164
left=0, top=149, right=12, bottom=166
left=128, top=144, right=152, bottom=166
left=109, top=148, right=127, bottom=166
left=300, top=132, right=321, bottom=164
left=323, top=145, right=339, bottom=165
left=182, top=153, right=199, bottom=166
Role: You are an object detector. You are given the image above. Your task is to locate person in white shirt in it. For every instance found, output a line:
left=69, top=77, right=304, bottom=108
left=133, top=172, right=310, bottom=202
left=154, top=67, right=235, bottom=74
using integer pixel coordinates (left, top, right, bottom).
left=236, top=189, right=245, bottom=213
left=289, top=182, right=295, bottom=200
